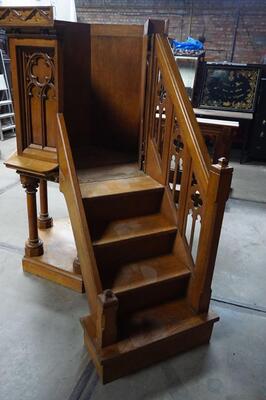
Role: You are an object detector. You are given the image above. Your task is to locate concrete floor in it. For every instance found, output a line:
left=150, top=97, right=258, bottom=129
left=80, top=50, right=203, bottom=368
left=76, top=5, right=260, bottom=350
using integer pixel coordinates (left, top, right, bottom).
left=0, top=137, right=266, bottom=400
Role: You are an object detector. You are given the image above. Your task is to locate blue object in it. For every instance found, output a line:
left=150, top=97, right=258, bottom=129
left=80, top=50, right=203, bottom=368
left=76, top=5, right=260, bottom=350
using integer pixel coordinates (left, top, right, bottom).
left=172, top=37, right=204, bottom=51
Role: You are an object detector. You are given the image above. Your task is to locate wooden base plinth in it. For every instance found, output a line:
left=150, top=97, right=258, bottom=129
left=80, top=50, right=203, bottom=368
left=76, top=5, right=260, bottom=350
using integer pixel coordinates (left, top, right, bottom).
left=22, top=218, right=84, bottom=293
left=81, top=310, right=219, bottom=384
left=25, top=239, right=44, bottom=257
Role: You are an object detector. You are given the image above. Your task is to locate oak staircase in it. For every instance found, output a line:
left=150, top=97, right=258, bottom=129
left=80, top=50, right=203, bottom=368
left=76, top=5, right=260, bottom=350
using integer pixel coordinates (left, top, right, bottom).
left=57, top=30, right=232, bottom=383
left=1, top=10, right=233, bottom=384
left=55, top=26, right=232, bottom=382
left=58, top=112, right=220, bottom=382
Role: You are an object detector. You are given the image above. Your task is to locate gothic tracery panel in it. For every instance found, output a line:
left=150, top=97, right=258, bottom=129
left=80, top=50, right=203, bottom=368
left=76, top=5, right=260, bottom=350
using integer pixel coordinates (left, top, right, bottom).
left=152, top=67, right=169, bottom=160
left=19, top=47, right=57, bottom=149
left=185, top=172, right=204, bottom=263
left=167, top=115, right=185, bottom=206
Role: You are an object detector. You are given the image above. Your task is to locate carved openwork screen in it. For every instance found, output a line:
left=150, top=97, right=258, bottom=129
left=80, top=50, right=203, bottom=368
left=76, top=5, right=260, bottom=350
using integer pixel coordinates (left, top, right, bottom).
left=150, top=43, right=208, bottom=265
left=167, top=116, right=184, bottom=207
left=152, top=67, right=173, bottom=164
left=9, top=38, right=57, bottom=157
left=184, top=171, right=204, bottom=262
left=167, top=114, right=204, bottom=263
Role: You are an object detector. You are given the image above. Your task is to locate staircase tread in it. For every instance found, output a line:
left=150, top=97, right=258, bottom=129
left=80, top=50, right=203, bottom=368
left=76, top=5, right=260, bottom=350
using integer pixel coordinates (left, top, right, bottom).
left=103, top=254, right=190, bottom=294
left=92, top=213, right=177, bottom=246
left=80, top=175, right=163, bottom=198
left=82, top=299, right=218, bottom=360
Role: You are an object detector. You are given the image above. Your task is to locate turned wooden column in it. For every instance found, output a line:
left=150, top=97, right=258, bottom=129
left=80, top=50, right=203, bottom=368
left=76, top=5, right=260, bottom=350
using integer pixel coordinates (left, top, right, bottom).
left=21, top=175, right=44, bottom=257
left=38, top=179, right=53, bottom=229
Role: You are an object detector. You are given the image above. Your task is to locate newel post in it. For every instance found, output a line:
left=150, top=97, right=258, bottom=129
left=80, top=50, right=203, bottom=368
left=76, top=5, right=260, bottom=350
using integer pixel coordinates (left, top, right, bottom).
left=187, top=158, right=233, bottom=313
left=96, top=289, right=118, bottom=348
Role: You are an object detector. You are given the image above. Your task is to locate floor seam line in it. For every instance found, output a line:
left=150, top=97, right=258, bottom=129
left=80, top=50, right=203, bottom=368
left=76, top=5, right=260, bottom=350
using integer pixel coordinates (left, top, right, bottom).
left=0, top=241, right=24, bottom=255
left=230, top=196, right=266, bottom=205
left=211, top=297, right=266, bottom=314
left=0, top=180, right=20, bottom=195
left=67, top=361, right=95, bottom=400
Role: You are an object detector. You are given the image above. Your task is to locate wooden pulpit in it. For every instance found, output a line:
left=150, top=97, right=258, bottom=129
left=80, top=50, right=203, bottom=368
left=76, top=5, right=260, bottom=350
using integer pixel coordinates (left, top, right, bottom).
left=2, top=6, right=233, bottom=383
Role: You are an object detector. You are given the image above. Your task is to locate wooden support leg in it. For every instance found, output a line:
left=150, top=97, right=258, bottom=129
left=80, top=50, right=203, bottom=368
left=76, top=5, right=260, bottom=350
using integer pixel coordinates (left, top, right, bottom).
left=38, top=179, right=53, bottom=229
left=21, top=175, right=44, bottom=257
left=97, top=290, right=118, bottom=348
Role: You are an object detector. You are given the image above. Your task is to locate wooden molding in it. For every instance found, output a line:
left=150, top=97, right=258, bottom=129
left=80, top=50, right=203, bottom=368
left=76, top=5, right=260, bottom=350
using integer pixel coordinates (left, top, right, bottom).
left=0, top=6, right=54, bottom=27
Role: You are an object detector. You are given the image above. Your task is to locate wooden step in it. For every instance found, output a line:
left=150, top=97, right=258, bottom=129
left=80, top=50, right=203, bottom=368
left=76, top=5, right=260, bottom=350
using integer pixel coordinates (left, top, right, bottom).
left=92, top=213, right=176, bottom=245
left=80, top=176, right=163, bottom=198
left=102, top=254, right=190, bottom=293
left=82, top=176, right=164, bottom=225
left=100, top=254, right=191, bottom=314
left=81, top=299, right=219, bottom=383
left=94, top=230, right=176, bottom=266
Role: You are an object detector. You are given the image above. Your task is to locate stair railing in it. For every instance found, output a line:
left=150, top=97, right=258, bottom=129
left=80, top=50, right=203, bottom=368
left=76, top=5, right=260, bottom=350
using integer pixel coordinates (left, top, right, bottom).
left=57, top=113, right=119, bottom=346
left=57, top=113, right=102, bottom=316
left=147, top=34, right=233, bottom=313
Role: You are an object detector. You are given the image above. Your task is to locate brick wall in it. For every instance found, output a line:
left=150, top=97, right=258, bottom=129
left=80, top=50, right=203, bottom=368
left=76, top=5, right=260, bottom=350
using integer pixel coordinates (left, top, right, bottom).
left=75, top=0, right=266, bottom=64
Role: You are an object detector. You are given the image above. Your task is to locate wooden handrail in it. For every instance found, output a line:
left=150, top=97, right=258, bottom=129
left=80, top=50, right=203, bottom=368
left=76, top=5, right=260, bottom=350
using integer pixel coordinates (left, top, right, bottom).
left=57, top=113, right=102, bottom=317
left=155, top=34, right=210, bottom=194
left=150, top=36, right=233, bottom=314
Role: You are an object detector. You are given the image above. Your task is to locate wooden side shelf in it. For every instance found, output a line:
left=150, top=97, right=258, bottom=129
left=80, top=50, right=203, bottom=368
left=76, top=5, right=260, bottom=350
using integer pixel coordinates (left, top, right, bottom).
left=22, top=218, right=84, bottom=293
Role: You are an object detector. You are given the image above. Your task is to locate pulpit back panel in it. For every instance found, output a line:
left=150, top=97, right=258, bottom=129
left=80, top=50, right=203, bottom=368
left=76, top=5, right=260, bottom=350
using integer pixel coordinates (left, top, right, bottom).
left=9, top=37, right=58, bottom=162
left=58, top=22, right=92, bottom=150
left=89, top=25, right=145, bottom=153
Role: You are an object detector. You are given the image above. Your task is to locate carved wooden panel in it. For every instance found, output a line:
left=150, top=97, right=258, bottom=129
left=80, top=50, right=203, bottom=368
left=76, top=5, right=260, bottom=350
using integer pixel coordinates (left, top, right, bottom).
left=184, top=171, right=204, bottom=262
left=152, top=68, right=172, bottom=161
left=0, top=7, right=53, bottom=27
left=166, top=114, right=206, bottom=264
left=167, top=116, right=185, bottom=206
left=17, top=45, right=57, bottom=151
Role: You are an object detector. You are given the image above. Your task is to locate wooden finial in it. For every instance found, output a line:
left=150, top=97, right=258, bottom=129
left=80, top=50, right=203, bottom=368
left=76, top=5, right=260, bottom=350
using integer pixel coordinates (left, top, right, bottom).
left=218, top=157, right=228, bottom=168
left=104, top=289, right=115, bottom=301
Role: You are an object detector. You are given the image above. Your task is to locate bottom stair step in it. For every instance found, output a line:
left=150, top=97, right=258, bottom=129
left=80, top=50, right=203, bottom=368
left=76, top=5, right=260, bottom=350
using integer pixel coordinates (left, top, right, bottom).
left=81, top=299, right=219, bottom=383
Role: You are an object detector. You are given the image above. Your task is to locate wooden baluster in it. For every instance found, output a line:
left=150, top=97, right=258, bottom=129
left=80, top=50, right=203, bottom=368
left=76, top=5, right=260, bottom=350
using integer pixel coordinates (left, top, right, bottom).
left=176, top=148, right=192, bottom=235
left=38, top=179, right=53, bottom=229
left=21, top=175, right=44, bottom=257
left=96, top=289, right=118, bottom=348
left=187, top=158, right=233, bottom=313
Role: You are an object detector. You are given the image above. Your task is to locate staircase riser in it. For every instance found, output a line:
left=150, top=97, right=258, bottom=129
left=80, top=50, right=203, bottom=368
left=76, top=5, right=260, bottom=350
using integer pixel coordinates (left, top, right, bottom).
left=94, top=232, right=176, bottom=266
left=84, top=189, right=164, bottom=238
left=117, top=276, right=189, bottom=315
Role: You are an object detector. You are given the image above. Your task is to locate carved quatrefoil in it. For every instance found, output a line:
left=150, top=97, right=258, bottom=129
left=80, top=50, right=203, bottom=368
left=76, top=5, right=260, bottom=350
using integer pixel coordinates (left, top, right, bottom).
left=191, top=191, right=203, bottom=209
left=158, top=84, right=167, bottom=104
left=173, top=137, right=184, bottom=152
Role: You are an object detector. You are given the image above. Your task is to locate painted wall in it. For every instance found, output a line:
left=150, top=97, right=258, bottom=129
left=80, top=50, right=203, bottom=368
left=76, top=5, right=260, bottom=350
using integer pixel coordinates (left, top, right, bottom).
left=75, top=0, right=266, bottom=64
